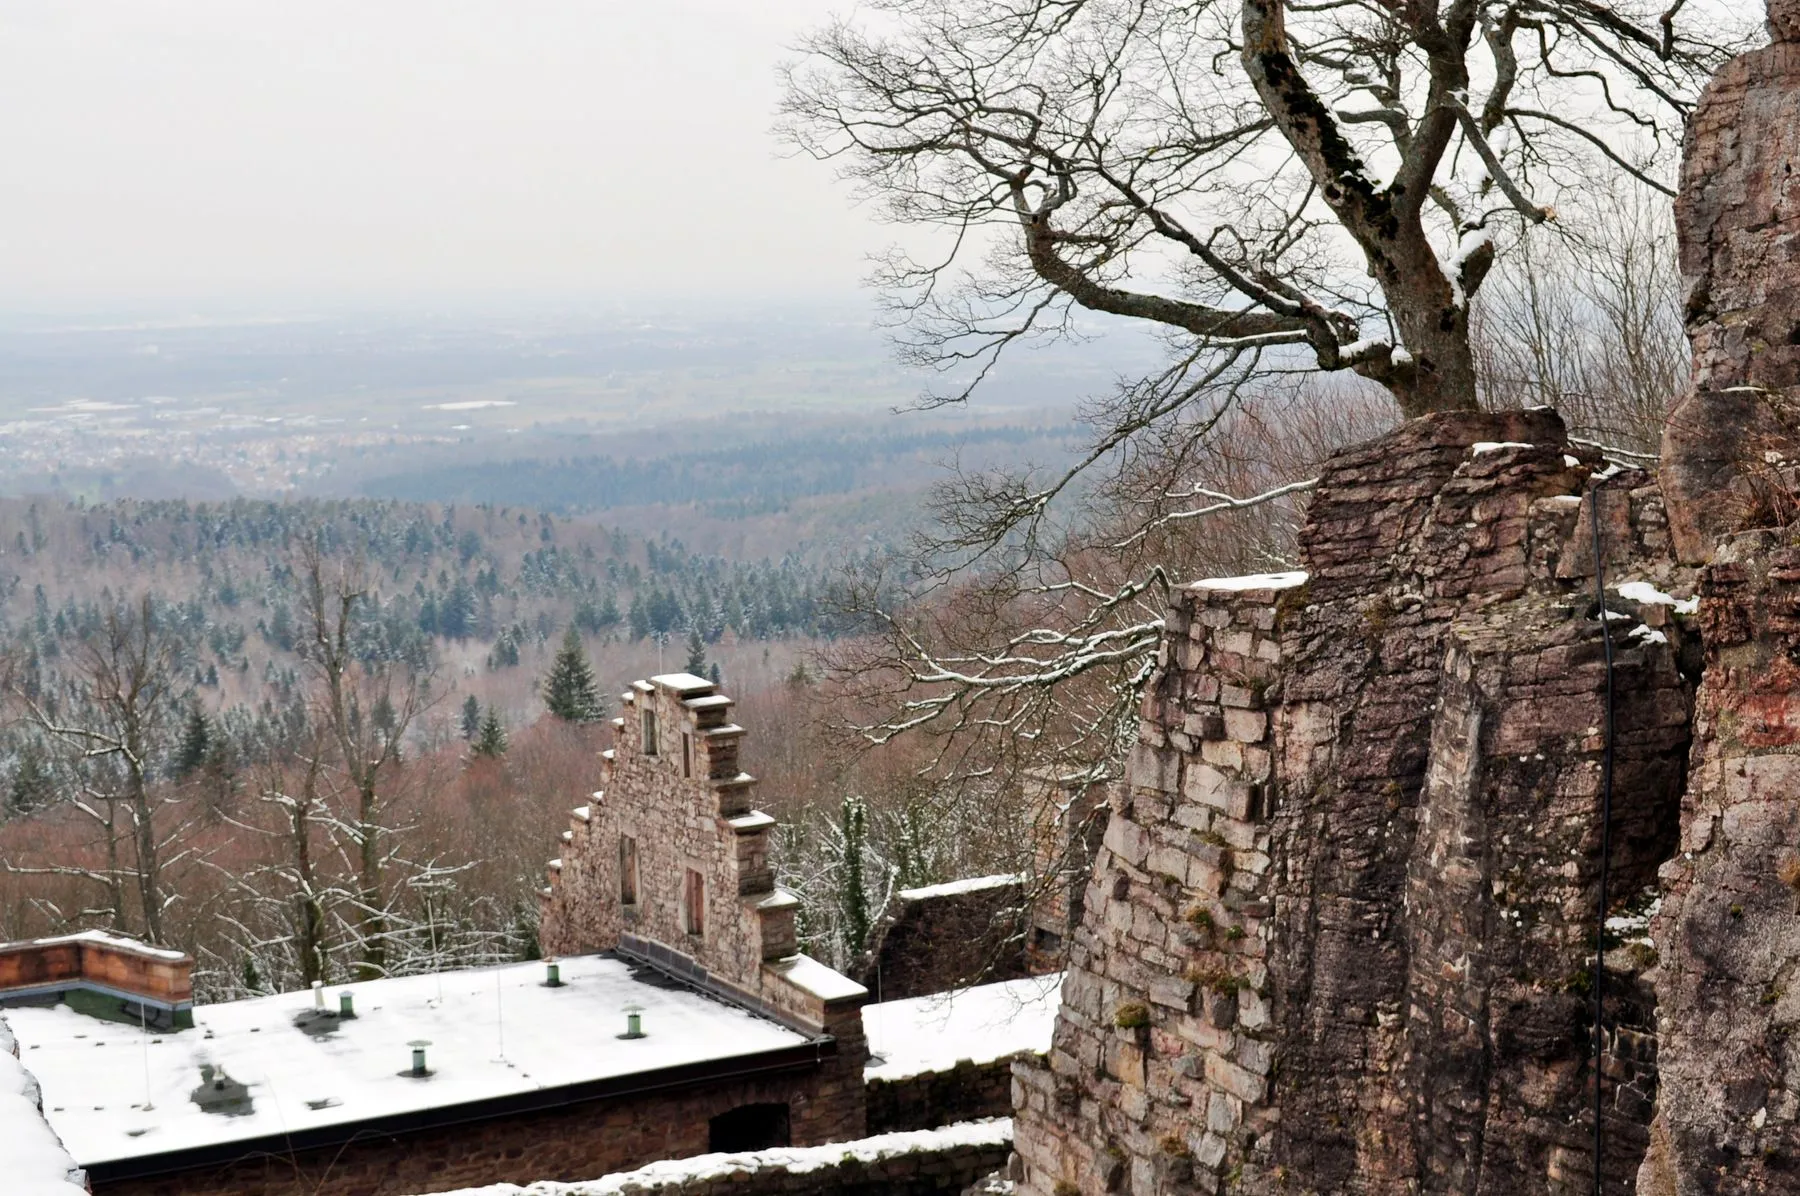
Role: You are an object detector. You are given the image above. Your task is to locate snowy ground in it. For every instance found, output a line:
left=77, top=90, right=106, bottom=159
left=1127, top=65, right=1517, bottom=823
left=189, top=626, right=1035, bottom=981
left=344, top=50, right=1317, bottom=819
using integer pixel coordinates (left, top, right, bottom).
left=864, top=973, right=1063, bottom=1081
left=6, top=953, right=808, bottom=1167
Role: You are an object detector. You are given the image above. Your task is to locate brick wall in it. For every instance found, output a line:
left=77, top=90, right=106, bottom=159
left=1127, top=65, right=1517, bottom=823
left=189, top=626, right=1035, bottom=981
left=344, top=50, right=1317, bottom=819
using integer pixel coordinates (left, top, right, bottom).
left=537, top=673, right=867, bottom=1145
left=95, top=1067, right=851, bottom=1196
left=0, top=932, right=192, bottom=1008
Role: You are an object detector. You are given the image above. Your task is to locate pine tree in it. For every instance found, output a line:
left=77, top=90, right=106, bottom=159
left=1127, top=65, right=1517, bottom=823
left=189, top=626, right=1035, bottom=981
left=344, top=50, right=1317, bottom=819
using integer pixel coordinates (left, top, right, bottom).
left=838, top=796, right=872, bottom=963
left=542, top=627, right=604, bottom=723
left=9, top=742, right=56, bottom=812
left=173, top=705, right=212, bottom=779
left=684, top=629, right=706, bottom=676
left=472, top=709, right=508, bottom=758
left=460, top=694, right=482, bottom=740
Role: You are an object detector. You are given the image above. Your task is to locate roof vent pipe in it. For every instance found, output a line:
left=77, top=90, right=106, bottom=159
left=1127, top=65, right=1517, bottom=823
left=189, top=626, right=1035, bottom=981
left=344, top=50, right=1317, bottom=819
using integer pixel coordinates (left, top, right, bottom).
left=339, top=991, right=355, bottom=1019
left=545, top=961, right=563, bottom=988
left=312, top=980, right=324, bottom=1010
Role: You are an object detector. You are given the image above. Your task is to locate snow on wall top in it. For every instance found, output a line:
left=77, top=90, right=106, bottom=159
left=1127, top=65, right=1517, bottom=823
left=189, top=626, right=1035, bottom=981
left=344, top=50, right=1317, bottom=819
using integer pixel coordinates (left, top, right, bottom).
left=894, top=872, right=1022, bottom=903
left=0, top=1015, right=88, bottom=1196
left=419, top=1117, right=1014, bottom=1195
left=6, top=953, right=808, bottom=1167
left=7, top=930, right=190, bottom=963
left=863, top=973, right=1062, bottom=1081
left=1189, top=571, right=1308, bottom=593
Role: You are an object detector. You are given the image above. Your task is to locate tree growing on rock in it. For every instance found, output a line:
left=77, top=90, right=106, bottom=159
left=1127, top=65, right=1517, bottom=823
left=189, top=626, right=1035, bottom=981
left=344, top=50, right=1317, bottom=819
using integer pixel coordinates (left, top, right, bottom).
left=785, top=0, right=1745, bottom=786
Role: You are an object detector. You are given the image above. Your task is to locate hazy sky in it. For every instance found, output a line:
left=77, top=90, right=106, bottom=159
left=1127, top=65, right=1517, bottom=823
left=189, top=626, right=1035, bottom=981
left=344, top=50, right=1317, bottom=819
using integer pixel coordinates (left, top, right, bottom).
left=0, top=1, right=883, bottom=309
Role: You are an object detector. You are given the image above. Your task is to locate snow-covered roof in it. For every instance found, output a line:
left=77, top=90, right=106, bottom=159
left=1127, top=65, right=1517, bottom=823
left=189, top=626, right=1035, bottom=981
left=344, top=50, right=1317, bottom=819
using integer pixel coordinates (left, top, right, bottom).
left=7, top=953, right=810, bottom=1169
left=864, top=973, right=1062, bottom=1081
left=894, top=873, right=1022, bottom=903
left=423, top=1118, right=1013, bottom=1195
left=0, top=1016, right=88, bottom=1196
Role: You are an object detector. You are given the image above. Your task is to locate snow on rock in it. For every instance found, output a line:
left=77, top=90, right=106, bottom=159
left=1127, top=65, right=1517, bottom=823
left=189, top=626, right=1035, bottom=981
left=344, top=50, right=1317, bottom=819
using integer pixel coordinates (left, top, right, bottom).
left=0, top=1016, right=88, bottom=1196
left=894, top=873, right=1021, bottom=902
left=429, top=1118, right=1014, bottom=1195
left=1190, top=571, right=1308, bottom=593
left=1470, top=441, right=1534, bottom=455
left=864, top=974, right=1062, bottom=1081
left=1617, top=581, right=1701, bottom=616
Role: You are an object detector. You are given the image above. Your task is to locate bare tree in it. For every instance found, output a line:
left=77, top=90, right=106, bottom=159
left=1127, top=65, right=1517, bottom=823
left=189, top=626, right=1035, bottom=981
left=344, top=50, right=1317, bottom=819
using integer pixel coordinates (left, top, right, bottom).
left=8, top=597, right=193, bottom=944
left=786, top=0, right=1740, bottom=786
left=296, top=540, right=434, bottom=982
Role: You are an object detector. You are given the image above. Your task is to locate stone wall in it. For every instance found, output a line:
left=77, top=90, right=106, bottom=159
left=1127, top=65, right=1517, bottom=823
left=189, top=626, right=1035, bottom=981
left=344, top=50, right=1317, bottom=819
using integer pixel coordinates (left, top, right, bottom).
left=867, top=1055, right=1026, bottom=1134
left=538, top=672, right=868, bottom=1146
left=1012, top=411, right=1696, bottom=1196
left=859, top=876, right=1032, bottom=1003
left=417, top=1120, right=1015, bottom=1196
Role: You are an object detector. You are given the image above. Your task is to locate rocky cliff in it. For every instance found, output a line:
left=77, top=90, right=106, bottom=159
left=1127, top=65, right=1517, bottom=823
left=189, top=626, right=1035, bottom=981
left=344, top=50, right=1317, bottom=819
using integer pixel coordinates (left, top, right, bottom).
left=1013, top=411, right=1697, bottom=1195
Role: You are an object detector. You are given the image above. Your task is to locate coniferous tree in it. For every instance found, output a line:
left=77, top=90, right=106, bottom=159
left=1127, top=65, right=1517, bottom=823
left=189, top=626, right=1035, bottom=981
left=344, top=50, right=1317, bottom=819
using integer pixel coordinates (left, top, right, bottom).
left=472, top=709, right=508, bottom=758
left=9, top=741, right=56, bottom=813
left=684, top=629, right=706, bottom=676
left=838, top=795, right=872, bottom=962
left=173, top=705, right=212, bottom=779
left=542, top=627, right=604, bottom=723
left=460, top=694, right=482, bottom=740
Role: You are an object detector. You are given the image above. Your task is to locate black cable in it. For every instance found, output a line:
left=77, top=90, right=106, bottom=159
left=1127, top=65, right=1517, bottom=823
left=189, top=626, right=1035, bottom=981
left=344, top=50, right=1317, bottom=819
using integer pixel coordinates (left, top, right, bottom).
left=1589, top=483, right=1617, bottom=1196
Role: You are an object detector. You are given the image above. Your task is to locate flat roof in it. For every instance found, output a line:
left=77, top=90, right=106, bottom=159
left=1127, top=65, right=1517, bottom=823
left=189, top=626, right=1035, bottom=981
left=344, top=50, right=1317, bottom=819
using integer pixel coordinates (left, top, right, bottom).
left=6, top=953, right=810, bottom=1170
left=864, top=973, right=1062, bottom=1081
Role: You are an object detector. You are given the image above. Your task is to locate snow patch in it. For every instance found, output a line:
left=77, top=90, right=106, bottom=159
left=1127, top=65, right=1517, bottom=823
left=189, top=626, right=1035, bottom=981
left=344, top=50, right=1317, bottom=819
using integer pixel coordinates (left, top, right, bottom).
left=865, top=974, right=1061, bottom=1081
left=1470, top=441, right=1533, bottom=455
left=895, top=873, right=1021, bottom=902
left=1190, top=571, right=1308, bottom=593
left=1616, top=582, right=1700, bottom=616
left=0, top=1017, right=88, bottom=1196
left=429, top=1118, right=1014, bottom=1195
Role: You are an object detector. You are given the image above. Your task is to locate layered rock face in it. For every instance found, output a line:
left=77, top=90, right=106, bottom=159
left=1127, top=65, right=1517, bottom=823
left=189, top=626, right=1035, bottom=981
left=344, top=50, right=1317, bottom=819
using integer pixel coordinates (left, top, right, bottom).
left=1013, top=411, right=1696, bottom=1195
left=1641, top=8, right=1800, bottom=1190
left=1660, top=11, right=1800, bottom=564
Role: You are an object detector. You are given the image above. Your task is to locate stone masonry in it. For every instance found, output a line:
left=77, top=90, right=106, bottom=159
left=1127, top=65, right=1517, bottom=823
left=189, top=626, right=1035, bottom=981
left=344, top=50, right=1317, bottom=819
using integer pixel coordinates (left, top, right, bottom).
left=539, top=672, right=868, bottom=1147
left=1013, top=410, right=1696, bottom=1196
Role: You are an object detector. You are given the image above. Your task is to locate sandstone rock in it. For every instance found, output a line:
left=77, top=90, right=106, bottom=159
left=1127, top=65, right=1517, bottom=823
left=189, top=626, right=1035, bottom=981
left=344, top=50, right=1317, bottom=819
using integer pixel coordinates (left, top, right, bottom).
left=1014, top=412, right=1693, bottom=1196
left=1661, top=5, right=1800, bottom=563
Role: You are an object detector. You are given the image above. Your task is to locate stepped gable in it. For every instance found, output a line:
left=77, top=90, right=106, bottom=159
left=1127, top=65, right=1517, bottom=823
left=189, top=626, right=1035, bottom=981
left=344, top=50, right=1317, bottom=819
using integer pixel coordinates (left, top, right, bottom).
left=538, top=671, right=868, bottom=1145
left=1660, top=4, right=1800, bottom=564
left=1644, top=8, right=1800, bottom=1188
left=1012, top=411, right=1697, bottom=1196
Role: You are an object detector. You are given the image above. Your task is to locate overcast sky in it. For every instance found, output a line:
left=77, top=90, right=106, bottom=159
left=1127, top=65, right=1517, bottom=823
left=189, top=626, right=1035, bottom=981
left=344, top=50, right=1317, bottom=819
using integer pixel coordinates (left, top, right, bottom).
left=0, top=1, right=883, bottom=310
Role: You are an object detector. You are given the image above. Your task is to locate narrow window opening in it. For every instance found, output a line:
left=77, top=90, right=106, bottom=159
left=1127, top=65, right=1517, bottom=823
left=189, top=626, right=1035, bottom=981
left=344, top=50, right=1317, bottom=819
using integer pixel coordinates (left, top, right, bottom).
left=682, top=732, right=692, bottom=778
left=619, top=836, right=639, bottom=906
left=683, top=869, right=706, bottom=937
left=641, top=706, right=658, bottom=756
